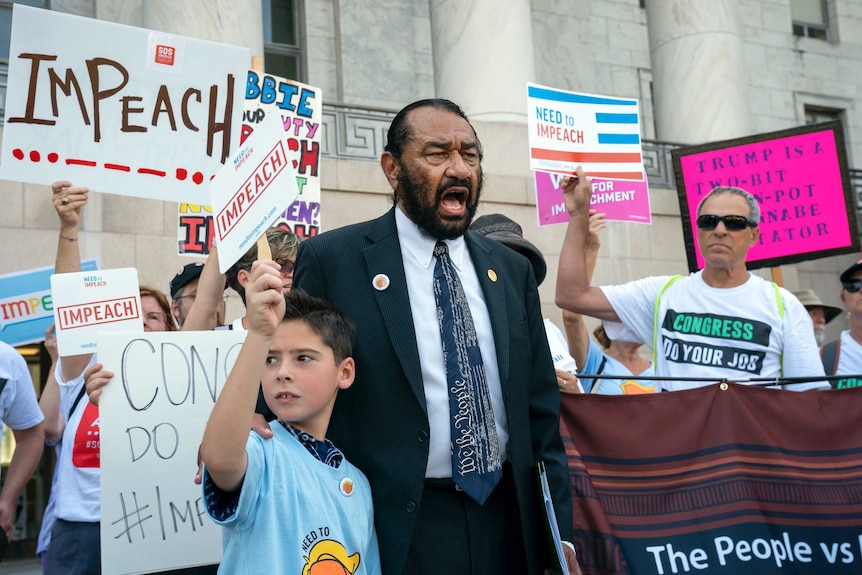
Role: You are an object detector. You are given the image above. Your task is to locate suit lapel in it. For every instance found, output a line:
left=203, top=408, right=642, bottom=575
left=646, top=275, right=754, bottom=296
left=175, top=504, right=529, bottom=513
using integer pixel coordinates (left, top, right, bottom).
left=466, top=232, right=511, bottom=387
left=362, top=210, right=427, bottom=412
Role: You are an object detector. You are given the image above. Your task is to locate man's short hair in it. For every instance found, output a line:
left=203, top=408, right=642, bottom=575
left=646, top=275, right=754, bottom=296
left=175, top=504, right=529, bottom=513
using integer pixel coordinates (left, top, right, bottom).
left=282, top=289, right=355, bottom=364
left=226, top=227, right=301, bottom=305
left=384, top=98, right=483, bottom=161
left=696, top=186, right=761, bottom=223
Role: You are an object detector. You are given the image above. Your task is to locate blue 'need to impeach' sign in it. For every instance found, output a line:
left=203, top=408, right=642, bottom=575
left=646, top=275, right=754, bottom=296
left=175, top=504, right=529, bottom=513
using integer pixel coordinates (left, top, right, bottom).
left=0, top=259, right=98, bottom=347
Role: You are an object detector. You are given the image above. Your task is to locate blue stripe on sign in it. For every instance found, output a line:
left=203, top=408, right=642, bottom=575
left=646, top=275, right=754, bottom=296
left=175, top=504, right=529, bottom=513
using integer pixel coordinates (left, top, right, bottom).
left=598, top=133, right=641, bottom=144
left=528, top=85, right=637, bottom=106
left=595, top=113, right=639, bottom=124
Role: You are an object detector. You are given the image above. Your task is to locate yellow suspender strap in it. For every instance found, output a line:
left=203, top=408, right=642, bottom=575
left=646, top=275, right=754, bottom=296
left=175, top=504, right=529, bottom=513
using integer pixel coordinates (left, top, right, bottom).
left=651, top=277, right=784, bottom=376
left=653, top=275, right=684, bottom=368
left=771, top=281, right=785, bottom=378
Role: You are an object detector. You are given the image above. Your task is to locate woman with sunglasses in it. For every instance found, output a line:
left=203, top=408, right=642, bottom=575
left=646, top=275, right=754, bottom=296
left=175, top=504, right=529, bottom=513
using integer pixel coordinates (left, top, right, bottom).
left=555, top=169, right=828, bottom=392
left=819, top=260, right=862, bottom=388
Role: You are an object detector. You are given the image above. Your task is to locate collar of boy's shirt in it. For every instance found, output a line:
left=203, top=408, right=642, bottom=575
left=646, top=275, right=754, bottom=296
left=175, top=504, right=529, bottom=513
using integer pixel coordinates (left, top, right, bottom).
left=280, top=421, right=344, bottom=469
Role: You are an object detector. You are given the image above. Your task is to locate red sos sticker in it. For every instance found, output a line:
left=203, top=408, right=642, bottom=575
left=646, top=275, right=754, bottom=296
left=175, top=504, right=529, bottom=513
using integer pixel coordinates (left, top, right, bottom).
left=155, top=44, right=175, bottom=66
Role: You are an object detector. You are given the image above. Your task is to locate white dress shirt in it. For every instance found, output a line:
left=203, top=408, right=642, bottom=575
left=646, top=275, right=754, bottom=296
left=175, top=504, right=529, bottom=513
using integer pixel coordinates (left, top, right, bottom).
left=395, top=207, right=509, bottom=478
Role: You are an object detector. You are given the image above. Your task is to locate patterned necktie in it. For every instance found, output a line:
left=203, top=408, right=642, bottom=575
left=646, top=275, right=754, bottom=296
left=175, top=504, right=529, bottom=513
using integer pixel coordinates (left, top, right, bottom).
left=432, top=240, right=501, bottom=504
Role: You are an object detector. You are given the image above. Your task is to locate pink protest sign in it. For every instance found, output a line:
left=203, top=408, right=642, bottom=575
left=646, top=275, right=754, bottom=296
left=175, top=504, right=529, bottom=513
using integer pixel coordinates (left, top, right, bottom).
left=672, top=121, right=858, bottom=272
left=535, top=171, right=652, bottom=226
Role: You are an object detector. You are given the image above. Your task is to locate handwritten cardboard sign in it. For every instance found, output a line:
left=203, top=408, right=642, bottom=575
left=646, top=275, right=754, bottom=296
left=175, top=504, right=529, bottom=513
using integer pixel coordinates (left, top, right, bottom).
left=98, top=329, right=246, bottom=574
left=50, top=267, right=142, bottom=356
left=527, top=83, right=646, bottom=181
left=210, top=112, right=299, bottom=273
left=0, top=5, right=249, bottom=204
left=177, top=202, right=217, bottom=256
left=0, top=259, right=98, bottom=346
left=535, top=171, right=652, bottom=226
left=672, top=121, right=859, bottom=272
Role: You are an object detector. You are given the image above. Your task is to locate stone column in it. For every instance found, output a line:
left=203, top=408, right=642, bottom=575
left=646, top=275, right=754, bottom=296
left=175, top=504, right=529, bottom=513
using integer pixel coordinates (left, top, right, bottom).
left=141, top=0, right=263, bottom=58
left=645, top=0, right=751, bottom=144
left=429, top=0, right=535, bottom=123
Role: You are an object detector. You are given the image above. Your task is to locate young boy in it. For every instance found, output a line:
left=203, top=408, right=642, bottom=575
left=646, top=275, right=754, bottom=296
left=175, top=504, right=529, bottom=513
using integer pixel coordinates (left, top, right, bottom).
left=200, top=260, right=381, bottom=574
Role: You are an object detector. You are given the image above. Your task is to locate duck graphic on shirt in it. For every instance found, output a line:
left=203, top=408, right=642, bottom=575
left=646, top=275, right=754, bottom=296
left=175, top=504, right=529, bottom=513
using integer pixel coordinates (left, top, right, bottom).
left=302, top=539, right=361, bottom=575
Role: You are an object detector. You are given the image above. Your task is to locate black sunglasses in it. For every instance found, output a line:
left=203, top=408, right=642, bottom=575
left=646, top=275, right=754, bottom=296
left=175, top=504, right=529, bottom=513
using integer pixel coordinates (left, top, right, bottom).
left=696, top=214, right=757, bottom=231
left=843, top=280, right=862, bottom=293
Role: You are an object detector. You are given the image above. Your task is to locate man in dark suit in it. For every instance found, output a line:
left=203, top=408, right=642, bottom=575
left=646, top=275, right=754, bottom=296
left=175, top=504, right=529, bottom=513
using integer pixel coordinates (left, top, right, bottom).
left=292, top=99, right=579, bottom=575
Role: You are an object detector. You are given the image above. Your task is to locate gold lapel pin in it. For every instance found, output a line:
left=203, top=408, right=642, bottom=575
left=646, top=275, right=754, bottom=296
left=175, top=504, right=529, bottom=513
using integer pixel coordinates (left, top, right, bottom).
left=488, top=269, right=497, bottom=282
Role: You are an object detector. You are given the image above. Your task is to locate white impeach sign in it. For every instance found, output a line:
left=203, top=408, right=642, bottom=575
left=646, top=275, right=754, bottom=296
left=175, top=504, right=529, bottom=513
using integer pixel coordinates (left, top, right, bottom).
left=98, top=329, right=247, bottom=575
left=50, top=268, right=142, bottom=357
left=0, top=5, right=249, bottom=204
left=210, top=111, right=300, bottom=273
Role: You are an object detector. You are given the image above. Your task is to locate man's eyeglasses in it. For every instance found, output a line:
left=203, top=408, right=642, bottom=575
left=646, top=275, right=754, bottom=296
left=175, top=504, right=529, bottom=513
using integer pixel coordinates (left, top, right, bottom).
left=696, top=214, right=757, bottom=231
left=843, top=280, right=862, bottom=293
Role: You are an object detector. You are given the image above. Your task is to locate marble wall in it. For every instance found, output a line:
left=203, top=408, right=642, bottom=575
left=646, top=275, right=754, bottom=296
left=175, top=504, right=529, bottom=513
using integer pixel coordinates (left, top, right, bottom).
left=3, top=0, right=862, bottom=341
left=336, top=0, right=434, bottom=108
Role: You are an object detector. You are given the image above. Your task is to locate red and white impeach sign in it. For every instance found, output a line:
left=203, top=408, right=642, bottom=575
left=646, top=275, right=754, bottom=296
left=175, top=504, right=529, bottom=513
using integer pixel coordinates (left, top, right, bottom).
left=0, top=5, right=249, bottom=204
left=50, top=268, right=143, bottom=356
left=210, top=112, right=300, bottom=273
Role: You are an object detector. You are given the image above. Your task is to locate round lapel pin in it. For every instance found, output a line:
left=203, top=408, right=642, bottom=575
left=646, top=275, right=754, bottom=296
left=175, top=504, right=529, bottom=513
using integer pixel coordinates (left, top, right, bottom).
left=372, top=273, right=390, bottom=291
left=340, top=477, right=355, bottom=496
left=488, top=269, right=498, bottom=282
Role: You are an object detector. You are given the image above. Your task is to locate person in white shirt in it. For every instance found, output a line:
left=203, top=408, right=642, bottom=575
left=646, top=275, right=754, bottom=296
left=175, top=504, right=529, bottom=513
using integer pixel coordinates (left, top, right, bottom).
left=820, top=259, right=862, bottom=387
left=0, top=340, right=44, bottom=550
left=556, top=172, right=827, bottom=391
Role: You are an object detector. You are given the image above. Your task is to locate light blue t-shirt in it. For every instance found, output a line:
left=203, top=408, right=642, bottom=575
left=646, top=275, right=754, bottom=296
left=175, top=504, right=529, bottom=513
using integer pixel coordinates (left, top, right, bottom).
left=203, top=424, right=382, bottom=575
left=579, top=338, right=656, bottom=394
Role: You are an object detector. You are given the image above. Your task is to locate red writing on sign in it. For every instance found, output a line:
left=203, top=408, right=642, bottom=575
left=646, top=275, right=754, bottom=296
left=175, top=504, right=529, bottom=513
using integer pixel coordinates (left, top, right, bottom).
left=57, top=296, right=140, bottom=330
left=217, top=141, right=287, bottom=239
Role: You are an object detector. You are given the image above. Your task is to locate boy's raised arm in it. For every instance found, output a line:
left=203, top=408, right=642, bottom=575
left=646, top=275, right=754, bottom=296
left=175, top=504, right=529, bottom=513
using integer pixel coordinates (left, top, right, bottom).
left=200, top=260, right=285, bottom=492
left=182, top=245, right=226, bottom=331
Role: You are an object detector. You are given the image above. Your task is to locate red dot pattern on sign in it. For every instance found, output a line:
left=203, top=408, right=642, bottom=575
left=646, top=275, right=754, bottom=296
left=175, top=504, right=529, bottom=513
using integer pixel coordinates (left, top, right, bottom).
left=11, top=150, right=211, bottom=184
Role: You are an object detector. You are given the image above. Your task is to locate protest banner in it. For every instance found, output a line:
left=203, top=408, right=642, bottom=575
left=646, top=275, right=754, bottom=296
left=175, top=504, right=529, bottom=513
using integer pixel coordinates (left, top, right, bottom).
left=527, top=83, right=646, bottom=181
left=0, top=5, right=248, bottom=204
left=0, top=259, right=98, bottom=347
left=176, top=72, right=322, bottom=256
left=50, top=267, right=142, bottom=356
left=535, top=171, right=651, bottom=226
left=560, top=384, right=862, bottom=575
left=210, top=112, right=299, bottom=273
left=672, top=121, right=859, bottom=272
left=98, top=329, right=246, bottom=574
